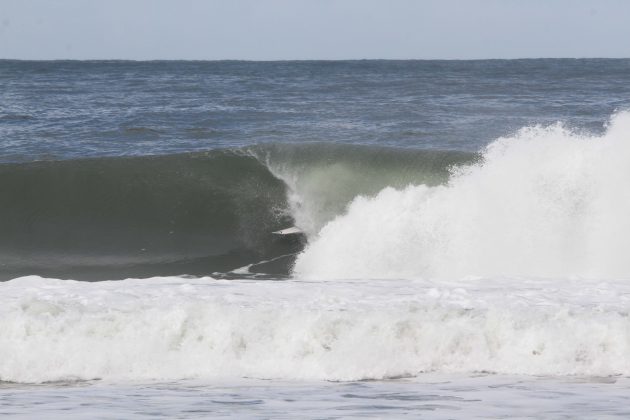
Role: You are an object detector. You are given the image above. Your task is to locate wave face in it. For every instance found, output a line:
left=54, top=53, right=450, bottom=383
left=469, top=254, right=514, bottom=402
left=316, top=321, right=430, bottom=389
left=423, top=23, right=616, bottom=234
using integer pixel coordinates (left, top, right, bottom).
left=295, top=111, right=630, bottom=280
left=0, top=145, right=471, bottom=280
left=0, top=150, right=295, bottom=280
left=3, top=275, right=630, bottom=383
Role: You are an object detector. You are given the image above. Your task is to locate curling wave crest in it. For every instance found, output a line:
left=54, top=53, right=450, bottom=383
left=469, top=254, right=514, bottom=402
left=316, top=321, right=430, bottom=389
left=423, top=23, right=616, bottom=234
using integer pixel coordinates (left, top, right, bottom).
left=294, top=112, right=630, bottom=280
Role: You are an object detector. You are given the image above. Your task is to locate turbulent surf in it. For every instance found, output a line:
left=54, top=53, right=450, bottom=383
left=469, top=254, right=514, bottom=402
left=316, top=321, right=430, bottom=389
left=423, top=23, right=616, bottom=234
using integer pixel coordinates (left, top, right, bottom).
left=3, top=113, right=630, bottom=384
left=296, top=111, right=630, bottom=280
left=3, top=275, right=630, bottom=383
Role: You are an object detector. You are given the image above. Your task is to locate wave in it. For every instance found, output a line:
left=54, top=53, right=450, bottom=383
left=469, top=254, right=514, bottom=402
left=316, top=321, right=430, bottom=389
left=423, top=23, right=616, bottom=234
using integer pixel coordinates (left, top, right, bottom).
left=4, top=111, right=630, bottom=281
left=0, top=149, right=292, bottom=280
left=0, top=144, right=470, bottom=280
left=259, top=143, right=473, bottom=236
left=295, top=111, right=630, bottom=280
left=2, top=275, right=630, bottom=383
left=4, top=115, right=630, bottom=384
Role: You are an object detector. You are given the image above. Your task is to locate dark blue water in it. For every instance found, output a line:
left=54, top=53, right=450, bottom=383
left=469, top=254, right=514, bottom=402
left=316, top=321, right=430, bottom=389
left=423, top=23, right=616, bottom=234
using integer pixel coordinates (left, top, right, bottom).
left=2, top=59, right=629, bottom=162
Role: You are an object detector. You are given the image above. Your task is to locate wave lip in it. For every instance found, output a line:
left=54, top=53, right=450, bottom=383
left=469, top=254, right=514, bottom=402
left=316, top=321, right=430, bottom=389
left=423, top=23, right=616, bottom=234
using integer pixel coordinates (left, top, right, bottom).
left=1, top=276, right=629, bottom=383
left=294, top=111, right=630, bottom=280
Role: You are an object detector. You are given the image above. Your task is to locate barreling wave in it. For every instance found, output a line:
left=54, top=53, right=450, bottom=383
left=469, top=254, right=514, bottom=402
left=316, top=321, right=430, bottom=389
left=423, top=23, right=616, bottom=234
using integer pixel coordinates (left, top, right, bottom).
left=0, top=144, right=472, bottom=280
left=295, top=111, right=630, bottom=280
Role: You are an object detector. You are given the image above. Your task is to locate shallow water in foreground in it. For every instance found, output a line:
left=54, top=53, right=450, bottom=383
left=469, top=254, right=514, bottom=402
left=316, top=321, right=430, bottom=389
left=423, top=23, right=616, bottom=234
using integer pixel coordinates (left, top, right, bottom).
left=3, top=375, right=630, bottom=419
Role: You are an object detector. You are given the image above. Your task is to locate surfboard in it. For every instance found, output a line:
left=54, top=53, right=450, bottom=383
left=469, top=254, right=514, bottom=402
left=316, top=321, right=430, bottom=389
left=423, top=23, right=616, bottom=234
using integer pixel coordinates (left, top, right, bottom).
left=272, top=226, right=303, bottom=235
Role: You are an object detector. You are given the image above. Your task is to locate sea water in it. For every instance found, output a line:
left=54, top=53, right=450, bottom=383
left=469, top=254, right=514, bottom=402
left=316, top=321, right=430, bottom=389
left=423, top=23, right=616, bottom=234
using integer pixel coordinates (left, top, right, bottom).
left=2, top=59, right=630, bottom=418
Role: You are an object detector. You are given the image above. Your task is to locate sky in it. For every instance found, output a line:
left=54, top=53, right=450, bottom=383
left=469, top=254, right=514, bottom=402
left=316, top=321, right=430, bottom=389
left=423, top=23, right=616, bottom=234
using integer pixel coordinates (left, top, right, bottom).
left=1, top=0, right=630, bottom=60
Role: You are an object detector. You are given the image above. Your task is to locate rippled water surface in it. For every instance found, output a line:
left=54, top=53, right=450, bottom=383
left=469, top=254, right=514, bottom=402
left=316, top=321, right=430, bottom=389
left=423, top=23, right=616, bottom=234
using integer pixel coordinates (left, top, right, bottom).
left=3, top=376, right=630, bottom=419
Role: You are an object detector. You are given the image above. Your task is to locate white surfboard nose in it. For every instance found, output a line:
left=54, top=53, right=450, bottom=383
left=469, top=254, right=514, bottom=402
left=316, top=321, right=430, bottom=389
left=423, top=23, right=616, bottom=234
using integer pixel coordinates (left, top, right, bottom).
left=272, top=226, right=303, bottom=235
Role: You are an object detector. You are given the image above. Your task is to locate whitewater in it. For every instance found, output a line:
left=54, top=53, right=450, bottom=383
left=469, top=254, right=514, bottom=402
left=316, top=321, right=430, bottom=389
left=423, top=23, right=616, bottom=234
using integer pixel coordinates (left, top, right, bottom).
left=295, top=111, right=630, bottom=280
left=3, top=275, right=630, bottom=384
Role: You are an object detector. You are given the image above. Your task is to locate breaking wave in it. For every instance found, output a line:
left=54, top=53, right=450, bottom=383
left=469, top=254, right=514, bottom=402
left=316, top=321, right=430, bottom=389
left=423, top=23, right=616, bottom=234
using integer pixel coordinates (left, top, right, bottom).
left=0, top=144, right=471, bottom=280
left=295, top=111, right=630, bottom=280
left=3, top=114, right=630, bottom=384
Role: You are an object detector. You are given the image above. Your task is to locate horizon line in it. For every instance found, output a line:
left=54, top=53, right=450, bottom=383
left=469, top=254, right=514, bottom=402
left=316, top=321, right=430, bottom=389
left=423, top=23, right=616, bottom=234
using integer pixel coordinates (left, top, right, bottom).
left=1, top=57, right=630, bottom=63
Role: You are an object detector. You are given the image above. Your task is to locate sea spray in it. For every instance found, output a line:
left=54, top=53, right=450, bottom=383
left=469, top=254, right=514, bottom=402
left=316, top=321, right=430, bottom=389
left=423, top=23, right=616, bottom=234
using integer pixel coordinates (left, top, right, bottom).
left=294, top=112, right=630, bottom=279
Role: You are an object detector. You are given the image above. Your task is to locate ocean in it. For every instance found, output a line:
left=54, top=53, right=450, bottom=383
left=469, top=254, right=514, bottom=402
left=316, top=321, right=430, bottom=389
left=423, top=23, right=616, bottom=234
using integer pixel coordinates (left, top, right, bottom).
left=1, top=59, right=630, bottom=418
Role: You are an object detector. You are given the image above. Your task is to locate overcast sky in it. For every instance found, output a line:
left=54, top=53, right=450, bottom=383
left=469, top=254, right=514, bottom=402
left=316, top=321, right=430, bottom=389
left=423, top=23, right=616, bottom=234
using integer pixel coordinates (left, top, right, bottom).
left=1, top=0, right=629, bottom=60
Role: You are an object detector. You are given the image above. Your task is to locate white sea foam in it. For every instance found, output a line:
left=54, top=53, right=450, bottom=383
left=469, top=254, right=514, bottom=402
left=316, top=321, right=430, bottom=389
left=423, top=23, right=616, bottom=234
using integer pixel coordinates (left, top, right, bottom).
left=294, top=111, right=630, bottom=279
left=2, top=275, right=630, bottom=383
